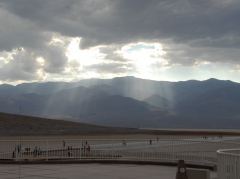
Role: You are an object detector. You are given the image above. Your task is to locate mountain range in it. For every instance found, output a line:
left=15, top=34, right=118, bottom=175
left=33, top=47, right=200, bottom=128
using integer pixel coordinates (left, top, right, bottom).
left=0, top=76, right=240, bottom=129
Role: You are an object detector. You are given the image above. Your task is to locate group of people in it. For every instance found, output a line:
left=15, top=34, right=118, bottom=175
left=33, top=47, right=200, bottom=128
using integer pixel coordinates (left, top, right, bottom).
left=12, top=144, right=22, bottom=158
left=82, top=140, right=91, bottom=152
left=63, top=140, right=91, bottom=151
left=62, top=140, right=91, bottom=157
left=12, top=145, right=42, bottom=158
left=11, top=140, right=94, bottom=159
left=33, top=146, right=42, bottom=156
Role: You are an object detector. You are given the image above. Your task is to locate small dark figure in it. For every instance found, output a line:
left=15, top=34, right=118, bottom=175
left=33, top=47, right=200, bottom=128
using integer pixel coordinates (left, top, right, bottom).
left=17, top=145, right=21, bottom=154
left=12, top=151, right=15, bottom=158
left=33, top=146, right=38, bottom=157
left=87, top=144, right=90, bottom=152
left=67, top=146, right=72, bottom=157
left=176, top=160, right=188, bottom=179
left=25, top=147, right=30, bottom=153
left=149, top=139, right=152, bottom=145
left=63, top=140, right=66, bottom=148
left=37, top=147, right=41, bottom=156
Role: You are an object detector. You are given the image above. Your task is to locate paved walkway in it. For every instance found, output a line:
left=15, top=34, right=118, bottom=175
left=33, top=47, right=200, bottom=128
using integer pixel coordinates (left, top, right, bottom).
left=0, top=164, right=217, bottom=179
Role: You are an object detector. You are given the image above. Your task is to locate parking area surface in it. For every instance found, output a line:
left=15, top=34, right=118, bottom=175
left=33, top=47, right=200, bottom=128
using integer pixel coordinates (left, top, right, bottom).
left=0, top=164, right=217, bottom=179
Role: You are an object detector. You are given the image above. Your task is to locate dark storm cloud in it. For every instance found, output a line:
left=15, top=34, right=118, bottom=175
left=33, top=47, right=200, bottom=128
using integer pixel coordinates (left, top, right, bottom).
left=0, top=0, right=240, bottom=81
left=0, top=7, right=48, bottom=51
left=40, top=44, right=69, bottom=74
left=162, top=40, right=240, bottom=65
left=1, top=0, right=240, bottom=48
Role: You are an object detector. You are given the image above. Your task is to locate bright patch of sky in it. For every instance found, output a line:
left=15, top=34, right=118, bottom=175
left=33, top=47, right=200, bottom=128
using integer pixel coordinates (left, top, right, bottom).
left=1, top=36, right=240, bottom=84
left=66, top=38, right=105, bottom=67
left=120, top=42, right=168, bottom=79
left=156, top=62, right=240, bottom=82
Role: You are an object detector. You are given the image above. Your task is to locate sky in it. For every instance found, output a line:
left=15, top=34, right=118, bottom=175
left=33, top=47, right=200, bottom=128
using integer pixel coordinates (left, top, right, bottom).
left=0, top=0, right=240, bottom=84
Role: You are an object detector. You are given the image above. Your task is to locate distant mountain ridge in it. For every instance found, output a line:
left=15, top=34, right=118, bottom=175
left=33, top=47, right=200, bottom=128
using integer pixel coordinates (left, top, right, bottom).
left=0, top=77, right=240, bottom=129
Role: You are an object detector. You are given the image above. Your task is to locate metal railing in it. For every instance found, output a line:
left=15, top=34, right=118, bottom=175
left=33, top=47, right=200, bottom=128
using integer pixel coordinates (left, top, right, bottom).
left=0, top=137, right=239, bottom=165
left=2, top=137, right=240, bottom=178
left=217, top=149, right=240, bottom=179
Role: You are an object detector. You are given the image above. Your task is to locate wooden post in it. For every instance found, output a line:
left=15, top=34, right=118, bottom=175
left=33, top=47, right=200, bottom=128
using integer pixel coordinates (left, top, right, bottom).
left=176, top=160, right=188, bottom=179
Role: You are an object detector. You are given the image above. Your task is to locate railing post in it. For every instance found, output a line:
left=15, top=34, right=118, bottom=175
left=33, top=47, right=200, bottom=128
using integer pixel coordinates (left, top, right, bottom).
left=46, top=140, right=49, bottom=161
left=217, top=149, right=240, bottom=179
left=176, top=160, right=188, bottom=179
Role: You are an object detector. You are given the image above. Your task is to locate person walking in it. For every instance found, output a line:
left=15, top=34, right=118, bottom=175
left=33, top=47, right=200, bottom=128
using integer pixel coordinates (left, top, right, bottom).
left=149, top=139, right=152, bottom=145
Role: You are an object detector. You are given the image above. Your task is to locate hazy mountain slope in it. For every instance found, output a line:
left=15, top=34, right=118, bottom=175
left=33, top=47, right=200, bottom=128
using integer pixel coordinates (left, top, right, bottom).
left=143, top=95, right=170, bottom=110
left=176, top=85, right=240, bottom=117
left=0, top=113, right=138, bottom=136
left=0, top=85, right=159, bottom=128
left=0, top=77, right=240, bottom=129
